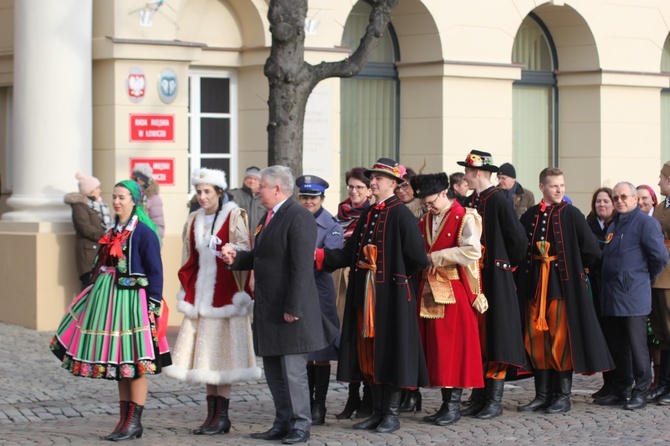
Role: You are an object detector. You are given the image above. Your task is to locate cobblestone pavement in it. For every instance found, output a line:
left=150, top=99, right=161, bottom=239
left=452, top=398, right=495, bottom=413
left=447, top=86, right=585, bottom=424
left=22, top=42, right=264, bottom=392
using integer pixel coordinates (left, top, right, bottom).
left=1, top=322, right=669, bottom=445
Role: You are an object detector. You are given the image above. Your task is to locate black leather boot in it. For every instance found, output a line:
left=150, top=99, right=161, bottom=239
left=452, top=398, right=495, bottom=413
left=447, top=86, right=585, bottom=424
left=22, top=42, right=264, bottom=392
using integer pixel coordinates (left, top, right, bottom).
left=518, top=369, right=553, bottom=412
left=193, top=395, right=217, bottom=435
left=335, top=382, right=361, bottom=419
left=376, top=385, right=402, bottom=433
left=353, top=384, right=383, bottom=430
left=104, top=401, right=129, bottom=441
left=355, top=381, right=373, bottom=418
left=546, top=371, right=572, bottom=414
left=423, top=388, right=450, bottom=422
left=110, top=402, right=143, bottom=441
left=311, top=364, right=331, bottom=425
left=202, top=396, right=231, bottom=434
left=461, top=387, right=486, bottom=416
left=399, top=389, right=422, bottom=413
left=649, top=350, right=670, bottom=402
left=435, top=388, right=462, bottom=426
left=476, top=379, right=504, bottom=419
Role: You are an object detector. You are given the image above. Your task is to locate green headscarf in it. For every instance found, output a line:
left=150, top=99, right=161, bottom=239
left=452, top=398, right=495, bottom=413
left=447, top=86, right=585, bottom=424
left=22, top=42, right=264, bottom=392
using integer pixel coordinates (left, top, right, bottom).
left=115, top=179, right=161, bottom=243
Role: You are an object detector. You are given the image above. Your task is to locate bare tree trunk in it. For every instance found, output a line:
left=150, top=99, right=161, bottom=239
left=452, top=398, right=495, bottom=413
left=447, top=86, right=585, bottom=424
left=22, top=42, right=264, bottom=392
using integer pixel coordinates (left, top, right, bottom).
left=265, top=0, right=399, bottom=177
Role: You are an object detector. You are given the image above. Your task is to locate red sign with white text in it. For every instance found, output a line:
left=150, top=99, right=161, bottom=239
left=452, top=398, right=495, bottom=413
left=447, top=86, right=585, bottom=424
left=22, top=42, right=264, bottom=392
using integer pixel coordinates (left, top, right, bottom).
left=129, top=158, right=175, bottom=186
left=129, top=114, right=174, bottom=142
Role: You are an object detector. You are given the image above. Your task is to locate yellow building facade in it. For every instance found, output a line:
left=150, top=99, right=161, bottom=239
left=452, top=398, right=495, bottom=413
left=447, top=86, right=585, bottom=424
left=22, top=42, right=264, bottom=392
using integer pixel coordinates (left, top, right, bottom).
left=1, top=0, right=669, bottom=329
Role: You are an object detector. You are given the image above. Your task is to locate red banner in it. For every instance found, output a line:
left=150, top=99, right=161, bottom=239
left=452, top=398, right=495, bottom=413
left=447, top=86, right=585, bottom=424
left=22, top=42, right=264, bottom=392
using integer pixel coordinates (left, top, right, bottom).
left=129, top=158, right=175, bottom=186
left=129, top=114, right=174, bottom=142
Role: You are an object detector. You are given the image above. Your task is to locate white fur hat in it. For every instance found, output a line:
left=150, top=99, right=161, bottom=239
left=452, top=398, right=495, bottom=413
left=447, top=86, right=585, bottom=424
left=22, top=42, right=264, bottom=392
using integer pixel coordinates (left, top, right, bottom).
left=191, top=168, right=227, bottom=190
left=132, top=163, right=153, bottom=183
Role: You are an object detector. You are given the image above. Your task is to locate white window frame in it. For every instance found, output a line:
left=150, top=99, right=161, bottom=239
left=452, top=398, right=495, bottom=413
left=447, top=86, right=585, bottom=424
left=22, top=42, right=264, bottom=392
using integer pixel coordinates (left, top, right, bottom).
left=188, top=69, right=238, bottom=189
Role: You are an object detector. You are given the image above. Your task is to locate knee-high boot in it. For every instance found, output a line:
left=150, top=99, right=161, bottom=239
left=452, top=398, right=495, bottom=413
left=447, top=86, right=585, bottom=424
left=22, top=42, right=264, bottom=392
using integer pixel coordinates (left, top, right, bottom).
left=202, top=396, right=231, bottom=434
left=476, top=379, right=504, bottom=419
left=311, top=364, right=331, bottom=425
left=651, top=350, right=670, bottom=402
left=110, top=402, right=143, bottom=441
left=517, top=370, right=553, bottom=412
left=376, top=385, right=402, bottom=433
left=193, top=395, right=217, bottom=435
left=103, top=401, right=129, bottom=441
left=355, top=381, right=373, bottom=418
left=399, top=389, right=422, bottom=413
left=335, top=382, right=361, bottom=419
left=353, top=384, right=383, bottom=430
left=545, top=370, right=572, bottom=414
left=461, top=387, right=486, bottom=416
left=423, top=388, right=450, bottom=422
left=307, top=363, right=315, bottom=410
left=435, top=388, right=462, bottom=426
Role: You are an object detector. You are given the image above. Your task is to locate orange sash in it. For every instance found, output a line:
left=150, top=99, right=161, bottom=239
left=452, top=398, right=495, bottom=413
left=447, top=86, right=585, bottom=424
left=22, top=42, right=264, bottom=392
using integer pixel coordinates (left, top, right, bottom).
left=532, top=240, right=558, bottom=331
left=357, top=244, right=378, bottom=338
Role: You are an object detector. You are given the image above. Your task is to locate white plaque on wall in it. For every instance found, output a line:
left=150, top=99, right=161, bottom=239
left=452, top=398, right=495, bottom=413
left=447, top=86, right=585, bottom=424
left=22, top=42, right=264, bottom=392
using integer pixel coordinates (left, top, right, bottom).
left=303, top=84, right=332, bottom=182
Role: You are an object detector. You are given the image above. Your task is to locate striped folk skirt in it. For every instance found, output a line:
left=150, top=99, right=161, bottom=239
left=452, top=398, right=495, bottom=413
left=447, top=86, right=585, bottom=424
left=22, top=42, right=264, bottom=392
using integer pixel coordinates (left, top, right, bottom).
left=50, top=268, right=171, bottom=380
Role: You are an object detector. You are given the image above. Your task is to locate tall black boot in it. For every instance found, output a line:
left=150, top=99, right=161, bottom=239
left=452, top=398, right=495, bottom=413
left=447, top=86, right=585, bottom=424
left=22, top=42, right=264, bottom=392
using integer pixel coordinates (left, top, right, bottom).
left=355, top=381, right=373, bottom=418
left=376, top=385, right=402, bottom=433
left=435, top=388, right=462, bottom=426
left=423, top=388, right=450, bottom=423
left=399, top=389, right=422, bottom=413
left=311, top=364, right=331, bottom=425
left=335, top=382, right=361, bottom=419
left=461, top=387, right=486, bottom=416
left=193, top=395, right=217, bottom=435
left=202, top=396, right=231, bottom=434
left=476, top=379, right=504, bottom=419
left=518, top=370, right=553, bottom=412
left=650, top=350, right=670, bottom=402
left=545, top=370, right=572, bottom=414
left=307, top=363, right=315, bottom=410
left=353, top=384, right=383, bottom=430
left=103, top=401, right=129, bottom=441
left=110, top=402, right=143, bottom=441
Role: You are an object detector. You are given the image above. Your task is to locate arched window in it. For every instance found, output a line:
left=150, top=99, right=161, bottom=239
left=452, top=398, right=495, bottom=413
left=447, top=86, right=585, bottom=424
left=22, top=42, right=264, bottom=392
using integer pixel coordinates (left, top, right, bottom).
left=661, top=35, right=670, bottom=163
left=340, top=0, right=399, bottom=197
left=512, top=13, right=557, bottom=189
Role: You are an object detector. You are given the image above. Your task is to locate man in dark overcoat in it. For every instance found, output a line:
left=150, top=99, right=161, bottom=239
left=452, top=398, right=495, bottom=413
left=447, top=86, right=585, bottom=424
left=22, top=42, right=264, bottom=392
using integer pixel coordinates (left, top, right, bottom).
left=316, top=158, right=429, bottom=434
left=222, top=165, right=338, bottom=445
left=459, top=150, right=527, bottom=419
left=516, top=167, right=614, bottom=414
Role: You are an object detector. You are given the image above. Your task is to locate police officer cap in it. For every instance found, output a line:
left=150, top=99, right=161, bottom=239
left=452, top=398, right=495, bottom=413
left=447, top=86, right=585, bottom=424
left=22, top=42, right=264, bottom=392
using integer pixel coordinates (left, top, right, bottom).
left=296, top=175, right=329, bottom=196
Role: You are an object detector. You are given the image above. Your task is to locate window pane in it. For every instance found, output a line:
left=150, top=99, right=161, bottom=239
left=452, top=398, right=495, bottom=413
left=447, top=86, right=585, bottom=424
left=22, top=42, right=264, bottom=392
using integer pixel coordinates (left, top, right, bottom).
left=201, top=158, right=230, bottom=180
left=513, top=85, right=554, bottom=190
left=201, top=78, right=230, bottom=113
left=340, top=77, right=397, bottom=199
left=512, top=16, right=552, bottom=71
left=200, top=118, right=230, bottom=154
left=662, top=91, right=670, bottom=162
left=342, top=1, right=394, bottom=63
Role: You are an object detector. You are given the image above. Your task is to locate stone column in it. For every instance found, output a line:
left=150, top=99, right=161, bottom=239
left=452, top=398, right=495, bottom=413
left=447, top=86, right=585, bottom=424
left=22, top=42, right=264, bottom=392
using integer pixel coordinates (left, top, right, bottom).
left=3, top=0, right=92, bottom=221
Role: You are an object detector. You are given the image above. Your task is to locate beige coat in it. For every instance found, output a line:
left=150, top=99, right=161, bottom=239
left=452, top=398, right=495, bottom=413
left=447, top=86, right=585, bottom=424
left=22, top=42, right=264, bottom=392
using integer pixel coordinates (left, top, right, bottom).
left=652, top=202, right=670, bottom=289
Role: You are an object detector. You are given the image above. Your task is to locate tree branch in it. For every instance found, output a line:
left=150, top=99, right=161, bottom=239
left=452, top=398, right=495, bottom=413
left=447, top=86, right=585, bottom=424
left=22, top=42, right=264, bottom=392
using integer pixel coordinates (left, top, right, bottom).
left=309, top=0, right=399, bottom=86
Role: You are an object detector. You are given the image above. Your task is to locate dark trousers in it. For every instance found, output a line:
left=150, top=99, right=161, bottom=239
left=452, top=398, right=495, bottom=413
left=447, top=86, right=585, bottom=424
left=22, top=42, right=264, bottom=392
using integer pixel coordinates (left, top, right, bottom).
left=602, top=315, right=652, bottom=396
left=262, top=354, right=311, bottom=432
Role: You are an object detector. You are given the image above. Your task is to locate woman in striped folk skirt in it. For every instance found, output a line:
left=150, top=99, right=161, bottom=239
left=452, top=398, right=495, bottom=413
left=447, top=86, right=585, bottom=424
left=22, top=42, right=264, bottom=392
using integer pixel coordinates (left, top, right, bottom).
left=50, top=179, right=170, bottom=442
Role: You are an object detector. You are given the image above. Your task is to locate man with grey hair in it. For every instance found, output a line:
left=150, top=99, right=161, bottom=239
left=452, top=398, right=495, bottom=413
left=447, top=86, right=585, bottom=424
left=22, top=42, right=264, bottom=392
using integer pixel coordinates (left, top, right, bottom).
left=599, top=181, right=668, bottom=410
left=222, top=165, right=338, bottom=444
left=230, top=165, right=265, bottom=245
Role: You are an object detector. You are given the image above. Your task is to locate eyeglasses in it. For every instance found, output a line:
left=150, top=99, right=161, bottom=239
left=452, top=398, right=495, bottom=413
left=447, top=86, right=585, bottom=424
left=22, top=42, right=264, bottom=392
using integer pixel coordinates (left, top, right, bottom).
left=422, top=195, right=440, bottom=208
left=612, top=194, right=630, bottom=202
left=347, top=185, right=368, bottom=191
left=395, top=183, right=410, bottom=192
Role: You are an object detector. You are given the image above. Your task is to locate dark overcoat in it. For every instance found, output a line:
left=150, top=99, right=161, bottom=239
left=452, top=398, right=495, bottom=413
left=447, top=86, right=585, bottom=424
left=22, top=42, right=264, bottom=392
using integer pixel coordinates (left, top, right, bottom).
left=465, top=187, right=527, bottom=367
left=323, top=196, right=430, bottom=388
left=518, top=202, right=615, bottom=373
left=309, top=208, right=344, bottom=362
left=232, top=197, right=338, bottom=357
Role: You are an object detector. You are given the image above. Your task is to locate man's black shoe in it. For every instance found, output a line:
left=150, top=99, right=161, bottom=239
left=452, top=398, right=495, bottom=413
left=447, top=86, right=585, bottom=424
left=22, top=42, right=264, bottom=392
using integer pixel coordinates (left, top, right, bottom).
left=624, top=393, right=647, bottom=410
left=282, top=429, right=310, bottom=444
left=250, top=427, right=289, bottom=440
left=593, top=394, right=628, bottom=406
